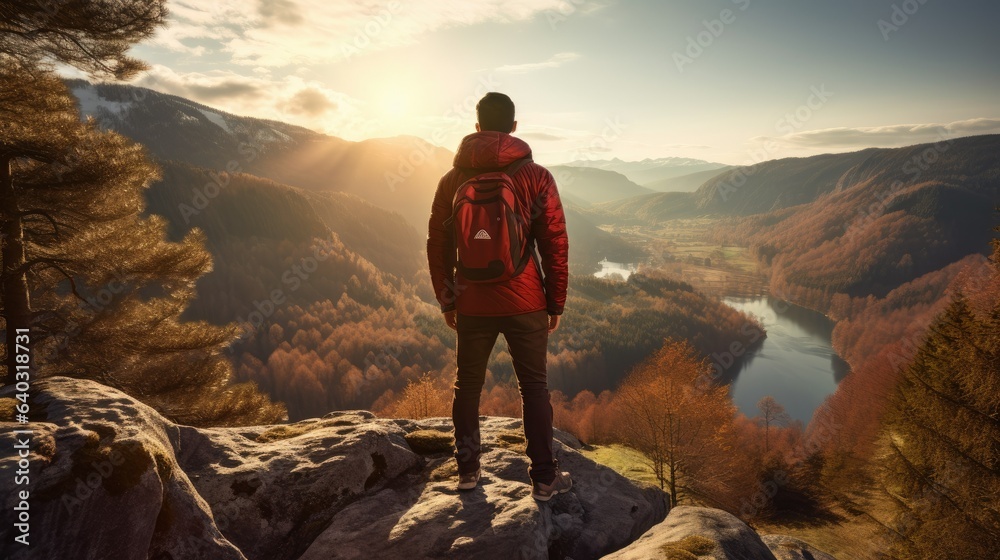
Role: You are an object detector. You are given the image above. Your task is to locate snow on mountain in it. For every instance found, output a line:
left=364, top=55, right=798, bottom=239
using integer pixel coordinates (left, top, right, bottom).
left=196, top=108, right=232, bottom=133
left=70, top=82, right=134, bottom=121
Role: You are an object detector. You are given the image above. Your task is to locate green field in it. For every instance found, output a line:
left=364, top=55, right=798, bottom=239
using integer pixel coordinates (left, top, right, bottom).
left=581, top=443, right=876, bottom=559
left=580, top=443, right=661, bottom=488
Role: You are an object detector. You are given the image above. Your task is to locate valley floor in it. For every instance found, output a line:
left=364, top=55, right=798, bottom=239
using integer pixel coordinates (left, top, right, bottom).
left=599, top=218, right=768, bottom=298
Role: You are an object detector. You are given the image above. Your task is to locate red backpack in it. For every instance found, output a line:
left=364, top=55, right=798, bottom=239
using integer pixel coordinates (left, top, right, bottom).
left=445, top=157, right=534, bottom=283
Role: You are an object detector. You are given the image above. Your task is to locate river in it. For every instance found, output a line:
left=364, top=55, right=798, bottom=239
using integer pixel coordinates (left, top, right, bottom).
left=722, top=297, right=850, bottom=423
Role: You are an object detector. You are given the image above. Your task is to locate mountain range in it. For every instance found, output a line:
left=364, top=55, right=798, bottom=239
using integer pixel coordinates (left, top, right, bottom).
left=70, top=80, right=646, bottom=274
left=559, top=156, right=729, bottom=187
left=597, top=135, right=1000, bottom=300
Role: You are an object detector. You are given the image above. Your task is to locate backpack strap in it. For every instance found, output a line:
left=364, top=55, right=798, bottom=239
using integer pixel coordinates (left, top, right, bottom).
left=443, top=158, right=532, bottom=227
left=501, top=156, right=532, bottom=178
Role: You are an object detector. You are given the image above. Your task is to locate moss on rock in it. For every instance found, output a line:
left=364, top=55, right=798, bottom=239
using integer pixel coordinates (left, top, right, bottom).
left=404, top=430, right=454, bottom=454
left=659, top=535, right=716, bottom=559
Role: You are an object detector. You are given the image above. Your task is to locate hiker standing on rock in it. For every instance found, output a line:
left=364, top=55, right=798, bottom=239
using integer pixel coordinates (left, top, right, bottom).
left=427, top=92, right=572, bottom=501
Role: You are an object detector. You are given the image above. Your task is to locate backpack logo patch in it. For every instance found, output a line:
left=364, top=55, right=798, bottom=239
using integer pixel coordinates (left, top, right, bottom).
left=474, top=229, right=492, bottom=240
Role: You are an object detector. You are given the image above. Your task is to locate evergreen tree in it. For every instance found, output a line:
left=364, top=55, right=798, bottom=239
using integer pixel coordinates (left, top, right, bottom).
left=0, top=0, right=166, bottom=79
left=0, top=1, right=285, bottom=425
left=874, top=282, right=1000, bottom=557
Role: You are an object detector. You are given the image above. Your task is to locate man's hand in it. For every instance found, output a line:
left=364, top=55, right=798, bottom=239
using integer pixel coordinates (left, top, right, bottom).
left=443, top=310, right=458, bottom=331
left=548, top=314, right=560, bottom=333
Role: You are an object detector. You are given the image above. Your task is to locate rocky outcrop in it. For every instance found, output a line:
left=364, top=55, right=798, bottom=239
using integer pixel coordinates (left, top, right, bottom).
left=606, top=506, right=779, bottom=560
left=760, top=535, right=837, bottom=560
left=0, top=378, right=668, bottom=560
left=605, top=507, right=836, bottom=560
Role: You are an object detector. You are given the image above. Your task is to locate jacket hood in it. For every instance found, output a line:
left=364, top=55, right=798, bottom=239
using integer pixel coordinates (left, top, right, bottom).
left=454, top=131, right=532, bottom=170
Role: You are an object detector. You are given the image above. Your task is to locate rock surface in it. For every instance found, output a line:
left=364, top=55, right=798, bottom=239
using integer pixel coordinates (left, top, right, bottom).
left=0, top=378, right=668, bottom=560
left=605, top=506, right=780, bottom=560
left=760, top=535, right=838, bottom=560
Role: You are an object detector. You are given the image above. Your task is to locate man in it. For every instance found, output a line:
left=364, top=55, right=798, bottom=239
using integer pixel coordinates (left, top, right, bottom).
left=427, top=92, right=571, bottom=501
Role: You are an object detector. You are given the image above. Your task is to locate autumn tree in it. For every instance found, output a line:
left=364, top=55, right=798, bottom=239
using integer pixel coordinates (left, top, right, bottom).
left=613, top=338, right=738, bottom=507
left=756, top=396, right=791, bottom=454
left=872, top=291, right=1000, bottom=558
left=381, top=371, right=450, bottom=419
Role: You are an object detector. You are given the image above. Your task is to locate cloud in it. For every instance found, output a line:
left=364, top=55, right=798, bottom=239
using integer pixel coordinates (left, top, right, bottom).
left=186, top=80, right=265, bottom=101
left=495, top=52, right=580, bottom=74
left=518, top=132, right=568, bottom=142
left=283, top=87, right=337, bottom=116
left=661, top=143, right=712, bottom=150
left=755, top=118, right=1000, bottom=148
left=132, top=65, right=368, bottom=136
left=155, top=0, right=571, bottom=67
left=257, top=0, right=303, bottom=26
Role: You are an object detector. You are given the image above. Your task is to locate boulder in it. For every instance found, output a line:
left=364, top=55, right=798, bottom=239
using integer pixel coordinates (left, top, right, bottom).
left=761, top=535, right=837, bottom=560
left=300, top=416, right=668, bottom=560
left=0, top=377, right=244, bottom=560
left=604, top=506, right=779, bottom=560
left=0, top=378, right=669, bottom=560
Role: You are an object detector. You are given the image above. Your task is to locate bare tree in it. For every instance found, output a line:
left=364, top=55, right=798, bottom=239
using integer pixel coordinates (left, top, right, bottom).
left=756, top=396, right=790, bottom=454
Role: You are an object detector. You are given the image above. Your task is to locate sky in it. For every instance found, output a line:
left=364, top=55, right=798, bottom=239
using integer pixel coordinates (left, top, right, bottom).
left=96, top=0, right=1000, bottom=165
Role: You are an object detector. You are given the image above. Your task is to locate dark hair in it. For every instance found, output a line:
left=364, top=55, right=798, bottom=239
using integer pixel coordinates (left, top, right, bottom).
left=476, top=92, right=515, bottom=133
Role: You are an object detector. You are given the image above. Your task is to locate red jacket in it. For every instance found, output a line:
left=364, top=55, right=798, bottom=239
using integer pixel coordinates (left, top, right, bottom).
left=427, top=131, right=568, bottom=317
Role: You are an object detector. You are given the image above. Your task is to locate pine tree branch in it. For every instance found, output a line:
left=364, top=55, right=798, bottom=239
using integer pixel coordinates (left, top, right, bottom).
left=36, top=261, right=85, bottom=302
left=885, top=440, right=993, bottom=536
left=1, top=256, right=70, bottom=281
left=17, top=209, right=65, bottom=239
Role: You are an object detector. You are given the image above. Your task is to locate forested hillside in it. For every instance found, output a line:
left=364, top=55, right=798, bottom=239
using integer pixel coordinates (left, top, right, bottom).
left=549, top=165, right=654, bottom=205
left=146, top=163, right=756, bottom=418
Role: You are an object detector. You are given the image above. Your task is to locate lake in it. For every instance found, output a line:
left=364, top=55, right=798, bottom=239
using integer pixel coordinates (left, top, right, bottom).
left=594, top=259, right=636, bottom=281
left=722, top=297, right=849, bottom=423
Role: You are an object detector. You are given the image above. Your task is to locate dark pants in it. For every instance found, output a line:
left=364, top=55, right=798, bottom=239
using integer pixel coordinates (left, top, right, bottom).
left=453, top=310, right=556, bottom=485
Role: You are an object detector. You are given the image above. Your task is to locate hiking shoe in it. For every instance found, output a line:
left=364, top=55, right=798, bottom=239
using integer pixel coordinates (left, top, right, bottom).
left=457, top=469, right=481, bottom=491
left=532, top=471, right=572, bottom=501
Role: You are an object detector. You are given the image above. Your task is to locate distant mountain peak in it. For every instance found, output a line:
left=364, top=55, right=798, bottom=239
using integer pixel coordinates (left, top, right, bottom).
left=557, top=156, right=729, bottom=187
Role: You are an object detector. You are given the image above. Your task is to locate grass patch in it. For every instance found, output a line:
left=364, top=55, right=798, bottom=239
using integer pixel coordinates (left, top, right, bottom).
left=256, top=421, right=323, bottom=443
left=580, top=444, right=660, bottom=488
left=757, top=505, right=881, bottom=559
left=659, top=535, right=716, bottom=559
left=494, top=430, right=526, bottom=452
left=404, top=430, right=454, bottom=454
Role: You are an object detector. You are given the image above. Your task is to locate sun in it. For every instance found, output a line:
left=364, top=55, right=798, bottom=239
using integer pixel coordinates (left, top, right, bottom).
left=377, top=92, right=410, bottom=120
